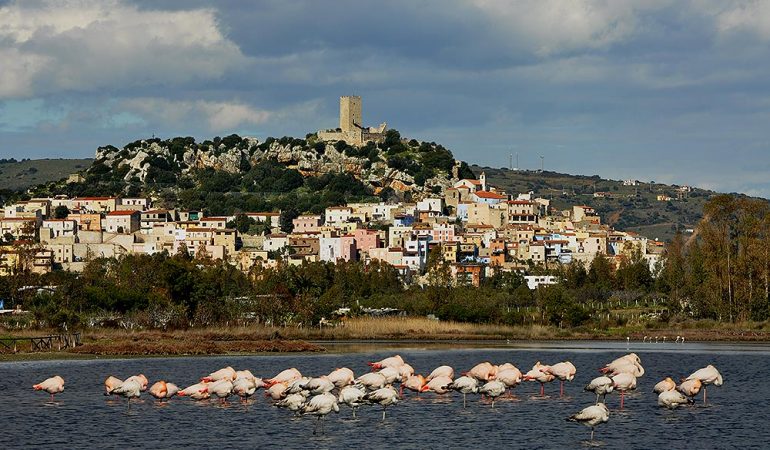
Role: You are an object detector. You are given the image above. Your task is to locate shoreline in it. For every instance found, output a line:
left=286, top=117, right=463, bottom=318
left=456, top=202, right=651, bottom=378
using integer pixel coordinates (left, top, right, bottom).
left=3, top=316, right=770, bottom=361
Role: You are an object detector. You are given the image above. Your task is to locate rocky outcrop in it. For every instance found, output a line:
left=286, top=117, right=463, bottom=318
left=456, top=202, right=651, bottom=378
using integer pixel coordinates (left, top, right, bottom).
left=93, top=136, right=461, bottom=198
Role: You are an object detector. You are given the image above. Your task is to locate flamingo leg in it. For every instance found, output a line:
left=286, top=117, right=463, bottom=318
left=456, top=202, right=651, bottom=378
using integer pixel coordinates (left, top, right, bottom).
left=463, top=393, right=467, bottom=408
left=491, top=398, right=495, bottom=408
left=382, top=406, right=386, bottom=421
left=591, top=428, right=595, bottom=441
left=620, top=391, right=625, bottom=409
left=540, top=383, right=544, bottom=397
left=127, top=397, right=131, bottom=412
left=352, top=407, right=357, bottom=419
left=560, top=381, right=564, bottom=398
left=595, top=393, right=600, bottom=404
left=703, top=387, right=707, bottom=405
left=50, top=393, right=54, bottom=402
left=399, top=385, right=403, bottom=398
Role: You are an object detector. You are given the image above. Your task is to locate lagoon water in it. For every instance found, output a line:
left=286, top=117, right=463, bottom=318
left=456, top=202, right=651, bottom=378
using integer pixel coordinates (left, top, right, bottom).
left=1, top=341, right=768, bottom=449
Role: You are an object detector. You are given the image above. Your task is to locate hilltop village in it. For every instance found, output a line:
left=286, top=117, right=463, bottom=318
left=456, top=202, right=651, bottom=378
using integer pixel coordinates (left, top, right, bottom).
left=0, top=96, right=665, bottom=288
left=0, top=170, right=664, bottom=287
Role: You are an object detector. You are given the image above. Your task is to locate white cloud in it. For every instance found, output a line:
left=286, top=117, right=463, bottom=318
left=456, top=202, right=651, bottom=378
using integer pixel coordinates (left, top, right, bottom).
left=0, top=0, right=246, bottom=99
left=469, top=0, right=670, bottom=56
left=120, top=98, right=271, bottom=131
left=715, top=1, right=770, bottom=40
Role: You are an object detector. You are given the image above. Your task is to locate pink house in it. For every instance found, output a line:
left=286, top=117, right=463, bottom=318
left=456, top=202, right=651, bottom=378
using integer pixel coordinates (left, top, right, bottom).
left=353, top=229, right=381, bottom=252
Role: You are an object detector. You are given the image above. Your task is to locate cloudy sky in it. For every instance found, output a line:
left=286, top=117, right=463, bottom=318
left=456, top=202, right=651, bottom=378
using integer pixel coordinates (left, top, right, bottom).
left=1, top=0, right=770, bottom=197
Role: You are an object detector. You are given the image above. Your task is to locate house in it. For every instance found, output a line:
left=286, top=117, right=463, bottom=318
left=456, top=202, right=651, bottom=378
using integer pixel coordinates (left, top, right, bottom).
left=0, top=217, right=39, bottom=240
left=451, top=263, right=485, bottom=287
left=104, top=210, right=140, bottom=234
left=472, top=190, right=508, bottom=205
left=293, top=215, right=323, bottom=234
left=325, top=206, right=353, bottom=226
left=353, top=229, right=381, bottom=253
left=117, top=197, right=151, bottom=211
left=453, top=172, right=486, bottom=192
left=199, top=217, right=229, bottom=229
left=140, top=210, right=172, bottom=234
left=525, top=275, right=558, bottom=290
left=73, top=197, right=118, bottom=213
left=41, top=219, right=77, bottom=239
left=245, top=212, right=281, bottom=229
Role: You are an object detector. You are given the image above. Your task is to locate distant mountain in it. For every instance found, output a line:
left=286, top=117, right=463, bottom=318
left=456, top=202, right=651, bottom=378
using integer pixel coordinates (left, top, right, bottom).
left=0, top=158, right=91, bottom=191
left=477, top=165, right=713, bottom=242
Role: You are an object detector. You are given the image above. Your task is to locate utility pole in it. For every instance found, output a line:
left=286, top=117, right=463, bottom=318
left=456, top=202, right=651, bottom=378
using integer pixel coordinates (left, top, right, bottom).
left=516, top=152, right=519, bottom=171
left=539, top=155, right=544, bottom=173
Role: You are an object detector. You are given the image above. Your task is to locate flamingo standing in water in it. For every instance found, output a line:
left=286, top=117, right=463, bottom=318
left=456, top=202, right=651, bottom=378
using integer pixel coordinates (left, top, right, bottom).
left=546, top=361, right=576, bottom=397
left=523, top=362, right=555, bottom=396
left=584, top=376, right=613, bottom=404
left=658, top=390, right=693, bottom=409
left=356, top=372, right=387, bottom=391
left=449, top=376, right=479, bottom=408
left=653, top=377, right=676, bottom=394
left=33, top=376, right=64, bottom=402
left=479, top=380, right=507, bottom=408
left=364, top=386, right=399, bottom=420
left=327, top=368, right=355, bottom=388
left=421, top=375, right=453, bottom=395
left=104, top=376, right=122, bottom=397
left=427, top=365, right=454, bottom=381
left=338, top=384, right=366, bottom=418
left=677, top=378, right=702, bottom=400
left=201, top=366, right=236, bottom=383
left=302, top=392, right=339, bottom=434
left=567, top=403, right=610, bottom=441
left=465, top=362, right=497, bottom=381
left=686, top=365, right=723, bottom=405
left=149, top=381, right=179, bottom=402
left=368, top=355, right=404, bottom=370
left=611, top=372, right=637, bottom=409
left=233, top=378, right=258, bottom=403
left=178, top=382, right=210, bottom=400
left=276, top=393, right=307, bottom=416
left=264, top=368, right=302, bottom=387
left=266, top=382, right=290, bottom=400
left=401, top=374, right=426, bottom=397
left=111, top=378, right=142, bottom=411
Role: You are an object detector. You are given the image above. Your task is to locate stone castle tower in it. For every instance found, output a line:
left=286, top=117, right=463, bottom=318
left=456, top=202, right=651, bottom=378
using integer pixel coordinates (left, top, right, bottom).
left=318, top=95, right=387, bottom=146
left=339, top=96, right=362, bottom=132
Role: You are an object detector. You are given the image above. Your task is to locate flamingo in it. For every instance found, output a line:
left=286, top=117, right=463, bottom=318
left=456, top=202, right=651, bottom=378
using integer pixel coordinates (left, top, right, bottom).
left=201, top=366, right=236, bottom=382
left=401, top=374, right=426, bottom=397
left=124, top=374, right=149, bottom=391
left=305, top=376, right=335, bottom=395
left=449, top=376, right=479, bottom=408
left=567, top=403, right=610, bottom=441
left=686, top=365, right=723, bottom=405
left=523, top=362, right=555, bottom=396
left=356, top=372, right=387, bottom=391
left=235, top=370, right=257, bottom=383
left=338, top=385, right=366, bottom=418
left=546, top=361, right=576, bottom=397
left=302, top=393, right=339, bottom=434
left=421, top=375, right=453, bottom=395
left=205, top=379, right=233, bottom=404
left=378, top=367, right=401, bottom=385
left=479, top=380, right=506, bottom=408
left=178, top=382, right=210, bottom=400
left=584, top=376, right=614, bottom=404
left=286, top=377, right=311, bottom=394
left=265, top=368, right=302, bottom=387
left=427, top=365, right=454, bottom=381
left=111, top=378, right=142, bottom=411
left=600, top=354, right=644, bottom=377
left=266, top=382, right=290, bottom=400
left=276, top=393, right=307, bottom=416
left=33, top=375, right=64, bottom=402
left=653, top=377, right=676, bottom=394
left=233, top=378, right=258, bottom=403
left=327, top=368, right=355, bottom=388
left=658, top=390, right=693, bottom=409
left=104, top=376, right=122, bottom=397
left=465, top=362, right=497, bottom=381
left=611, top=372, right=637, bottom=409
left=364, top=386, right=399, bottom=420
left=677, top=378, right=702, bottom=399
left=368, top=355, right=404, bottom=371
left=398, top=363, right=415, bottom=382
left=149, top=381, right=179, bottom=402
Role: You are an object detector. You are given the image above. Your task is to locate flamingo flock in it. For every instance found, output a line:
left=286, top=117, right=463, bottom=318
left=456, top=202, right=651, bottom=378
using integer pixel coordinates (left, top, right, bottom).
left=31, top=352, right=725, bottom=442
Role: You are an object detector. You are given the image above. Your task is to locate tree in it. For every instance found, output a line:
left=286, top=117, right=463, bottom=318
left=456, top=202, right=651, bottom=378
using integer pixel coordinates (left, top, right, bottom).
left=53, top=205, right=70, bottom=219
left=280, top=209, right=299, bottom=233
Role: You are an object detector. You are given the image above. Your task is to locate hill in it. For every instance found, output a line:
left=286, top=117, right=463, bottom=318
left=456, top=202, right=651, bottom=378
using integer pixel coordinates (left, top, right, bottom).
left=19, top=132, right=474, bottom=221
left=477, top=165, right=712, bottom=241
left=0, top=158, right=91, bottom=191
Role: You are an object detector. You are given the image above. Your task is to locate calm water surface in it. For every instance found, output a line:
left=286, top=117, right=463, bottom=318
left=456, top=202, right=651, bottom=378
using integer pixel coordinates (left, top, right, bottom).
left=0, top=341, right=766, bottom=449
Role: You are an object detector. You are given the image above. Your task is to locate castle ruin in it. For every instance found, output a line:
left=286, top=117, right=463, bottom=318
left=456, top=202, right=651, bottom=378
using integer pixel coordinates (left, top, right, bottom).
left=317, top=96, right=387, bottom=146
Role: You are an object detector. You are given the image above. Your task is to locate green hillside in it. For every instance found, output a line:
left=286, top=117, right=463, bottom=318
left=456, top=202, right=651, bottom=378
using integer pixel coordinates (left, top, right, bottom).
left=477, top=165, right=712, bottom=241
left=0, top=158, right=91, bottom=191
